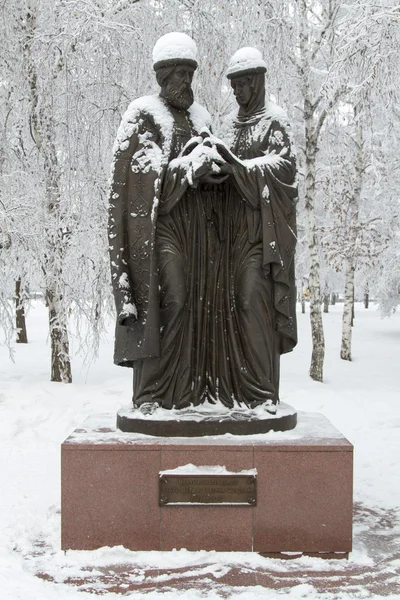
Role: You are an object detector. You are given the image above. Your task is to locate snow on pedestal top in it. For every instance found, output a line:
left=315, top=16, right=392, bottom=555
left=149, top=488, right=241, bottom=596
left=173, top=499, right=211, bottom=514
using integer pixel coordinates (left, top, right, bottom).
left=62, top=411, right=352, bottom=447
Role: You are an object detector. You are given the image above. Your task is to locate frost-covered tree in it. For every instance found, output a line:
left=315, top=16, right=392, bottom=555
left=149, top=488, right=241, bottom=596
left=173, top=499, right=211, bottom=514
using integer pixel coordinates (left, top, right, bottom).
left=0, top=7, right=40, bottom=352
left=0, top=0, right=151, bottom=379
left=366, top=105, right=400, bottom=316
left=317, top=0, right=400, bottom=358
left=320, top=109, right=386, bottom=360
left=267, top=0, right=400, bottom=375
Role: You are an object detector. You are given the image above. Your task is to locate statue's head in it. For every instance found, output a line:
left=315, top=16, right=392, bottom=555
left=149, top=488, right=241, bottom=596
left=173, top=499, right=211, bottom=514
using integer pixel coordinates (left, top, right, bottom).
left=227, top=48, right=267, bottom=114
left=153, top=32, right=198, bottom=110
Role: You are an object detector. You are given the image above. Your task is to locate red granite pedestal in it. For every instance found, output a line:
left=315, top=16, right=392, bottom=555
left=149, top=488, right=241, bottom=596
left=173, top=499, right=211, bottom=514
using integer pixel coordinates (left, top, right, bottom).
left=61, top=412, right=353, bottom=555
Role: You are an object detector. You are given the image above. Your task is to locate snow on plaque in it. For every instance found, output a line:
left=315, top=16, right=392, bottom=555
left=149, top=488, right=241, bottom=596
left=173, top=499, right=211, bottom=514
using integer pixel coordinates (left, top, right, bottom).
left=159, top=465, right=257, bottom=506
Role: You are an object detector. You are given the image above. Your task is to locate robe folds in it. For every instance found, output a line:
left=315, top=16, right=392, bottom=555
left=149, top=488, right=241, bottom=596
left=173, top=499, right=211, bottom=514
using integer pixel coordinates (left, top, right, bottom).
left=213, top=102, right=298, bottom=407
left=108, top=95, right=213, bottom=407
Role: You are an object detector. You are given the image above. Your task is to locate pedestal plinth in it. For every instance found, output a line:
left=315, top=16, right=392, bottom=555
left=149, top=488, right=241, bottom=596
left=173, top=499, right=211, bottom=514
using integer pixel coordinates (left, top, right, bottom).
left=61, top=412, right=353, bottom=554
left=117, top=402, right=297, bottom=436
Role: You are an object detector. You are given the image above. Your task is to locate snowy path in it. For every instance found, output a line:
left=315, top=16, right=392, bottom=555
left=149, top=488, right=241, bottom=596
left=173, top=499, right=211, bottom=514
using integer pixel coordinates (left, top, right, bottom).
left=1, top=302, right=399, bottom=599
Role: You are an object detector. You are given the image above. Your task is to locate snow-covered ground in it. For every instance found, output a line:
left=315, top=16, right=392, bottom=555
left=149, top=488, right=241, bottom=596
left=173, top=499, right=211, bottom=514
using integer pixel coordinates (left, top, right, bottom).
left=1, top=301, right=399, bottom=599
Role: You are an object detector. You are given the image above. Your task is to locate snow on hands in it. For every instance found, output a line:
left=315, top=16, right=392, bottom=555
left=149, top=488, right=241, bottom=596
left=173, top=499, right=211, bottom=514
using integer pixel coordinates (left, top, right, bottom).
left=170, top=138, right=226, bottom=186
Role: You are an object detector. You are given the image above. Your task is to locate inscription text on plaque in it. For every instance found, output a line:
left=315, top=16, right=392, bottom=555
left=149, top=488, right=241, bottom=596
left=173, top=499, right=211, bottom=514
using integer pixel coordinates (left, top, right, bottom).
left=159, top=474, right=257, bottom=506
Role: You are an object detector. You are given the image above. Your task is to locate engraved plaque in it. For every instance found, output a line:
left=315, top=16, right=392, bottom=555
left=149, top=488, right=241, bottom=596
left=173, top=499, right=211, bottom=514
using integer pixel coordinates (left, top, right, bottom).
left=159, top=474, right=257, bottom=506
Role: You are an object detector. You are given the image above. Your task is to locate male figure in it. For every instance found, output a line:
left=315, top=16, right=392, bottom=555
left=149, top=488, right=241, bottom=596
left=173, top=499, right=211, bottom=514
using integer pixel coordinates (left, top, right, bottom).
left=109, top=33, right=220, bottom=411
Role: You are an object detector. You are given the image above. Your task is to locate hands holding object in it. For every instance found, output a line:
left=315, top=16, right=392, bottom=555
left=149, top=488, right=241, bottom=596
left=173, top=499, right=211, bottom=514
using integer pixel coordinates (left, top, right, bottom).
left=181, top=132, right=235, bottom=185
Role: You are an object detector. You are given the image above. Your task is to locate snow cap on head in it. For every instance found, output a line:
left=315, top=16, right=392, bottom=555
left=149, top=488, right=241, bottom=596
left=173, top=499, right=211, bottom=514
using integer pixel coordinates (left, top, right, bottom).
left=226, top=47, right=267, bottom=79
left=153, top=32, right=198, bottom=71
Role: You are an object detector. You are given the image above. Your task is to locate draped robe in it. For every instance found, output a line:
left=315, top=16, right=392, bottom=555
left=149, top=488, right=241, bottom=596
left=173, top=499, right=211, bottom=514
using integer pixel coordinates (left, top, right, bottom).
left=108, top=95, right=214, bottom=408
left=212, top=102, right=298, bottom=408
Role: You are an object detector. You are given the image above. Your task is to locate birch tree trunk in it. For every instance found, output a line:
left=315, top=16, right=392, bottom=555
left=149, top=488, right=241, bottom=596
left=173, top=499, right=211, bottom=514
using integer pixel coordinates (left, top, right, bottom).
left=340, top=111, right=363, bottom=360
left=42, top=144, right=72, bottom=382
left=15, top=278, right=28, bottom=344
left=299, top=0, right=325, bottom=382
left=47, top=285, right=72, bottom=382
left=364, top=291, right=369, bottom=309
left=323, top=294, right=329, bottom=313
left=24, top=2, right=72, bottom=382
left=341, top=261, right=355, bottom=360
left=305, top=144, right=325, bottom=381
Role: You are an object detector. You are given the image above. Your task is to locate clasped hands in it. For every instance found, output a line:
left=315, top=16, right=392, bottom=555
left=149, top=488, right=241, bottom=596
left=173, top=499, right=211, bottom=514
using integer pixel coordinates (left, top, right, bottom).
left=180, top=130, right=239, bottom=185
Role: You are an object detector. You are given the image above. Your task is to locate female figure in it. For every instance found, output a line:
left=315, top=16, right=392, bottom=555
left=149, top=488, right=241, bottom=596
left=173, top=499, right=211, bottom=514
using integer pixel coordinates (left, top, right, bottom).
left=209, top=48, right=298, bottom=409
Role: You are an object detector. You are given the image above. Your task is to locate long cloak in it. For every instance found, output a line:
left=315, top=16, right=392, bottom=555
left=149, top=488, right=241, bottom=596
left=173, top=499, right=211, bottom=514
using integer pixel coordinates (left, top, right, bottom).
left=108, top=95, right=213, bottom=407
left=213, top=101, right=298, bottom=407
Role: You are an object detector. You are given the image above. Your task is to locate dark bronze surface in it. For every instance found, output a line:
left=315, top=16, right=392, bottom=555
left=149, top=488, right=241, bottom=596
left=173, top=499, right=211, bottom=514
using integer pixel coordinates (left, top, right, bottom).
left=109, top=38, right=298, bottom=424
left=117, top=407, right=297, bottom=436
left=159, top=474, right=257, bottom=506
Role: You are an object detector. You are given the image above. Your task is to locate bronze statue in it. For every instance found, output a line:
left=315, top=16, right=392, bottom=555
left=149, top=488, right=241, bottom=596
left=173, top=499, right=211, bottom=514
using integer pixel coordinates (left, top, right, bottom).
left=207, top=47, right=298, bottom=411
left=108, top=33, right=223, bottom=412
left=109, top=40, right=297, bottom=427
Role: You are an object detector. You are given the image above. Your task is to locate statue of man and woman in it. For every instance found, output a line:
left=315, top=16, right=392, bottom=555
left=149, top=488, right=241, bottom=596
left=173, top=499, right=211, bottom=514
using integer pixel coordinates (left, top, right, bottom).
left=108, top=33, right=297, bottom=417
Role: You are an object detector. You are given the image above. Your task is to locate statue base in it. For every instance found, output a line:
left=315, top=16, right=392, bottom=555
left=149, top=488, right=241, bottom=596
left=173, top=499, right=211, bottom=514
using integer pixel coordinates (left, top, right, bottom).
left=116, top=402, right=297, bottom=436
left=61, top=411, right=353, bottom=554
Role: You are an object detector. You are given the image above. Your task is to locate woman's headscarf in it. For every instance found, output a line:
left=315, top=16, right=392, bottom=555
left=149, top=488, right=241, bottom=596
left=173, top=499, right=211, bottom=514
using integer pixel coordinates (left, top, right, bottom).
left=235, top=72, right=266, bottom=121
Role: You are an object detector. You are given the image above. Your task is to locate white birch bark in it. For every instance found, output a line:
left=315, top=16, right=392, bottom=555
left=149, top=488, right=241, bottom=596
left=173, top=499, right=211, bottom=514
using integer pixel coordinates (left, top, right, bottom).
left=15, top=278, right=28, bottom=344
left=305, top=143, right=325, bottom=381
left=297, top=0, right=350, bottom=380
left=299, top=0, right=325, bottom=382
left=340, top=261, right=355, bottom=360
left=364, top=290, right=369, bottom=309
left=340, top=112, right=363, bottom=361
left=323, top=294, right=329, bottom=313
left=24, top=2, right=72, bottom=382
left=301, top=279, right=306, bottom=314
left=47, top=286, right=72, bottom=382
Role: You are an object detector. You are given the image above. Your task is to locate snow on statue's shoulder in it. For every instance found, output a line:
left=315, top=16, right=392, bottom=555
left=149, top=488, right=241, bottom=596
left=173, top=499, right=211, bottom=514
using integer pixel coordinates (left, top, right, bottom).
left=265, top=100, right=288, bottom=123
left=113, top=96, right=211, bottom=156
left=113, top=95, right=175, bottom=155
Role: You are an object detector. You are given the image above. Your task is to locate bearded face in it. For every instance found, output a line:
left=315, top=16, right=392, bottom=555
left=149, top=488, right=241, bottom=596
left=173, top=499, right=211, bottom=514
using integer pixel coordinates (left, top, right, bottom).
left=157, top=64, right=195, bottom=110
left=164, top=80, right=194, bottom=110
